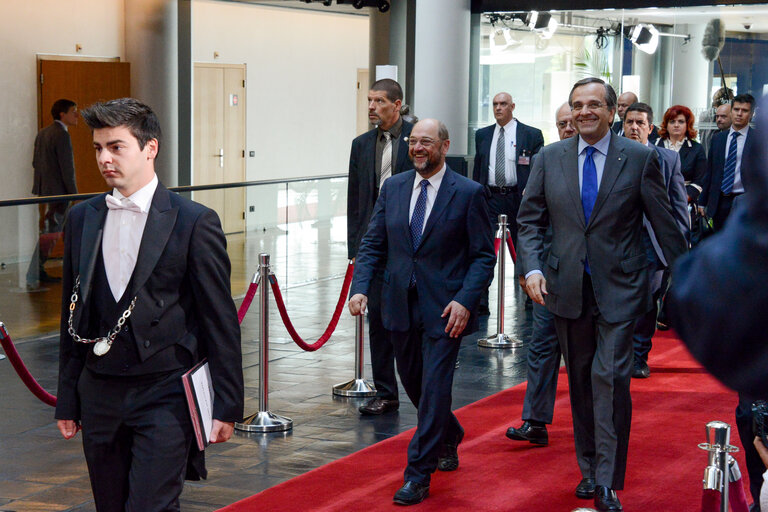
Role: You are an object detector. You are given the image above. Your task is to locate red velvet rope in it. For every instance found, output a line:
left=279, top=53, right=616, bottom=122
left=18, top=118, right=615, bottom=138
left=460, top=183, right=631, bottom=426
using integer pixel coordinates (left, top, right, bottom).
left=269, top=262, right=354, bottom=352
left=237, top=278, right=260, bottom=324
left=505, top=231, right=517, bottom=263
left=0, top=324, right=57, bottom=406
left=729, top=477, right=750, bottom=512
left=494, top=237, right=501, bottom=256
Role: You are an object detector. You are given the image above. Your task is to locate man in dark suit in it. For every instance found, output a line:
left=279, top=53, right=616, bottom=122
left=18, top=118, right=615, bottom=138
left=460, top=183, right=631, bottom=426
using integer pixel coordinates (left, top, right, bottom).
left=55, top=98, right=244, bottom=512
left=623, top=103, right=689, bottom=379
left=506, top=102, right=575, bottom=447
left=27, top=98, right=79, bottom=287
left=349, top=119, right=495, bottom=505
left=612, top=92, right=659, bottom=143
left=700, top=93, right=756, bottom=231
left=518, top=78, right=687, bottom=511
left=670, top=96, right=768, bottom=510
left=347, top=78, right=413, bottom=415
left=473, top=92, right=543, bottom=313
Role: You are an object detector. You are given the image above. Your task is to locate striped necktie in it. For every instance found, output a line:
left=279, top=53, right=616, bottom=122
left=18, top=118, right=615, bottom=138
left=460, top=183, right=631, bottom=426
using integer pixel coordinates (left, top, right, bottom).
left=380, top=132, right=392, bottom=185
left=495, top=127, right=506, bottom=186
left=721, top=132, right=740, bottom=194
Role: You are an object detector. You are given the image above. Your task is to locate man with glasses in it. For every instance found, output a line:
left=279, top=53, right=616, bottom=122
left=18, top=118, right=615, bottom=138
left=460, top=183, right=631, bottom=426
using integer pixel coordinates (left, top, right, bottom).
left=349, top=119, right=494, bottom=505
left=518, top=78, right=686, bottom=511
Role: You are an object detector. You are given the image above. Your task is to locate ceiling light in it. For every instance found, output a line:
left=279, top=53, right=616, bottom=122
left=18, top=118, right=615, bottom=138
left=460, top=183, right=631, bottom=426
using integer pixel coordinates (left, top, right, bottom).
left=528, top=11, right=558, bottom=37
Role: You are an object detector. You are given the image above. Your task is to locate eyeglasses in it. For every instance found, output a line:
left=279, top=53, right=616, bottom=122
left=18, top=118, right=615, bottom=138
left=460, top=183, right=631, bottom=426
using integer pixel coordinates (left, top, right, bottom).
left=407, top=137, right=438, bottom=147
left=571, top=102, right=606, bottom=113
left=556, top=121, right=574, bottom=128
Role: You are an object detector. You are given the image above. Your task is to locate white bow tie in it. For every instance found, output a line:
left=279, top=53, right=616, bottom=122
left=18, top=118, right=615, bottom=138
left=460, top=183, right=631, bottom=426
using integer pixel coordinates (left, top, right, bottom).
left=106, top=194, right=143, bottom=213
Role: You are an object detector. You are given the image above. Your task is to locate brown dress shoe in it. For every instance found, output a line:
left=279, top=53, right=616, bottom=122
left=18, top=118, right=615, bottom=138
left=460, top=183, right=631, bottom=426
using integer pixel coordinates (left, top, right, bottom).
left=359, top=397, right=399, bottom=415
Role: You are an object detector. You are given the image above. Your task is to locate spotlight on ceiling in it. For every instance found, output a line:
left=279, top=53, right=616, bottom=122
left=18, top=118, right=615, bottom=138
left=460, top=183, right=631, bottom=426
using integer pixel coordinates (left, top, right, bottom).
left=528, top=11, right=558, bottom=38
left=350, top=0, right=389, bottom=12
left=628, top=23, right=660, bottom=54
left=489, top=28, right=521, bottom=53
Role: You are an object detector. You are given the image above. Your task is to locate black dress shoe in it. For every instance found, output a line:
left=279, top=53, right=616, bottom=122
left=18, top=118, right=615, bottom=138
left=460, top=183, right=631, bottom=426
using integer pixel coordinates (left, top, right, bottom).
left=632, top=357, right=650, bottom=379
left=393, top=481, right=429, bottom=505
left=575, top=477, right=596, bottom=499
left=437, top=430, right=464, bottom=471
left=505, top=421, right=548, bottom=445
left=594, top=486, right=622, bottom=511
left=359, top=397, right=399, bottom=415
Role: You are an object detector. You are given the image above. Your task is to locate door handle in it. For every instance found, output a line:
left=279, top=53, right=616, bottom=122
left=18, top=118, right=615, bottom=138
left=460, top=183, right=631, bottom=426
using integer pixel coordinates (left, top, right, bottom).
left=214, top=148, right=224, bottom=167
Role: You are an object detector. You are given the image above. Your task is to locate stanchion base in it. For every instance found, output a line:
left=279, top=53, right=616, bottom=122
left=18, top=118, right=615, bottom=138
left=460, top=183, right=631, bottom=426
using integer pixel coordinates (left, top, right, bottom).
left=235, top=411, right=293, bottom=433
left=478, top=334, right=523, bottom=349
left=332, top=378, right=376, bottom=397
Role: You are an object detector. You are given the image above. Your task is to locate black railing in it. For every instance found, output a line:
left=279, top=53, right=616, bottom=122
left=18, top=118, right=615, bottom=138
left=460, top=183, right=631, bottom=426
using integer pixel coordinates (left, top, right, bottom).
left=0, top=174, right=347, bottom=208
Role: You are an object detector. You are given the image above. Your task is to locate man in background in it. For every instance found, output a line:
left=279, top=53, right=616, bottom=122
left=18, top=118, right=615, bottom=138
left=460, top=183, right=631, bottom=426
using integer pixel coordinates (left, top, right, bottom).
left=27, top=98, right=79, bottom=287
left=506, top=102, right=574, bottom=447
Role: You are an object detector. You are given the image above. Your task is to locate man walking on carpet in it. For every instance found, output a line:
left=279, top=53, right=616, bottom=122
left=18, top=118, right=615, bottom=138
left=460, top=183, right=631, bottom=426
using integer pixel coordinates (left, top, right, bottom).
left=517, top=78, right=687, bottom=511
left=349, top=118, right=495, bottom=505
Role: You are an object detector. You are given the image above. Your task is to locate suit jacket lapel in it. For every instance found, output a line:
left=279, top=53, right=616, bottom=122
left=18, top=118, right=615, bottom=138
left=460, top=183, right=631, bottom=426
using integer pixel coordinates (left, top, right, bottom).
left=589, top=134, right=628, bottom=227
left=397, top=172, right=416, bottom=252
left=418, top=169, right=457, bottom=250
left=78, top=196, right=108, bottom=309
left=561, top=138, right=585, bottom=229
left=127, top=184, right=179, bottom=298
left=394, top=123, right=413, bottom=173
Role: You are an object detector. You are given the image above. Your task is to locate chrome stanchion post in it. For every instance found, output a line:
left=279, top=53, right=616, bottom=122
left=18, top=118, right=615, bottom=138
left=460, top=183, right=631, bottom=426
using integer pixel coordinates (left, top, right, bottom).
left=479, top=214, right=522, bottom=349
left=332, top=314, right=376, bottom=397
left=236, top=253, right=293, bottom=433
left=699, top=420, right=739, bottom=512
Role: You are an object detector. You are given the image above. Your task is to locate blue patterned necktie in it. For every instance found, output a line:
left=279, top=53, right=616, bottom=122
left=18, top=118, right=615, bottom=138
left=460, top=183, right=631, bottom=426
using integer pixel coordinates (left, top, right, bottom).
left=721, top=132, right=740, bottom=194
left=581, top=146, right=598, bottom=274
left=409, top=179, right=429, bottom=286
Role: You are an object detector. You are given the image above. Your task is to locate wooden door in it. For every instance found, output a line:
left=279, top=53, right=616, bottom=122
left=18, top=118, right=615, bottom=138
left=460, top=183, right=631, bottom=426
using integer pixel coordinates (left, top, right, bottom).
left=38, top=59, right=131, bottom=194
left=356, top=68, right=370, bottom=135
left=193, top=64, right=246, bottom=234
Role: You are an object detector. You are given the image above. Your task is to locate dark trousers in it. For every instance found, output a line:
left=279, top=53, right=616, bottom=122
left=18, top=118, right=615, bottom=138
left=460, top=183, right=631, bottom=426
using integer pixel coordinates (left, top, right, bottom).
left=554, top=275, right=635, bottom=490
left=78, top=368, right=194, bottom=512
left=367, top=274, right=398, bottom=400
left=632, top=272, right=664, bottom=362
left=390, top=288, right=463, bottom=486
left=521, top=301, right=560, bottom=424
left=736, top=393, right=764, bottom=509
left=480, top=189, right=520, bottom=312
left=712, top=193, right=739, bottom=232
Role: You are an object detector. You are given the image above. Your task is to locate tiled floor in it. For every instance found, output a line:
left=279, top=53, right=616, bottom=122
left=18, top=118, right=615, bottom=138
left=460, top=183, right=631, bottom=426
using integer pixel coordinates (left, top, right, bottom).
left=0, top=219, right=533, bottom=511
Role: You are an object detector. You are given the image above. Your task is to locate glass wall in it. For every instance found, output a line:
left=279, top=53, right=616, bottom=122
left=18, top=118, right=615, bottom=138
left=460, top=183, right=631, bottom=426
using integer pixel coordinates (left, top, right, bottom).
left=472, top=5, right=768, bottom=146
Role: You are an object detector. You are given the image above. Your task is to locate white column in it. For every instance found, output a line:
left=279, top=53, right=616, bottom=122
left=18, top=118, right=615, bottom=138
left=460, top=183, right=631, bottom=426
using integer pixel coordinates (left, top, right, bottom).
left=412, top=0, right=471, bottom=154
left=124, top=0, right=180, bottom=186
left=670, top=23, right=710, bottom=113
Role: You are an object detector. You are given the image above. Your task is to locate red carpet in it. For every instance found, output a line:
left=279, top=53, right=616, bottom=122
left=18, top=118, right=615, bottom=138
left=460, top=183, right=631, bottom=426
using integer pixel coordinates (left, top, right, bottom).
left=219, top=332, right=749, bottom=511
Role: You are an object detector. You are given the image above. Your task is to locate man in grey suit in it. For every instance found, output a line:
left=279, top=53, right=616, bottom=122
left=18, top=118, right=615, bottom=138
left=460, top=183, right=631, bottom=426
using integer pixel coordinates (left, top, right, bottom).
left=517, top=78, right=687, bottom=512
left=27, top=98, right=79, bottom=287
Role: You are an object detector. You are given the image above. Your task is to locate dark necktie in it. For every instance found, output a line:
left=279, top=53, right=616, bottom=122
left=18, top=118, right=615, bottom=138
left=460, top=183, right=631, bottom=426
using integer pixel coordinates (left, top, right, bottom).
left=581, top=146, right=598, bottom=274
left=721, top=132, right=740, bottom=194
left=495, top=126, right=506, bottom=186
left=409, top=179, right=429, bottom=286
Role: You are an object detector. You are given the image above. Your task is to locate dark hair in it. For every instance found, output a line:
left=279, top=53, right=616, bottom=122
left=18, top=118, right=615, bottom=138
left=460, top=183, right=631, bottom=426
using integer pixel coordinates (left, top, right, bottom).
left=568, top=77, right=617, bottom=110
left=80, top=98, right=162, bottom=153
left=51, top=99, right=76, bottom=121
left=370, top=79, right=403, bottom=103
left=732, top=93, right=756, bottom=111
left=658, top=105, right=697, bottom=141
left=625, top=102, right=654, bottom=125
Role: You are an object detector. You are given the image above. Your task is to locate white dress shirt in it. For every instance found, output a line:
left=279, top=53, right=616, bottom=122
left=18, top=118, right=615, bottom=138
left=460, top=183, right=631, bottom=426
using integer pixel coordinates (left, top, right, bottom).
left=488, top=118, right=518, bottom=187
left=408, top=164, right=446, bottom=234
left=725, top=125, right=750, bottom=194
left=103, top=175, right=158, bottom=301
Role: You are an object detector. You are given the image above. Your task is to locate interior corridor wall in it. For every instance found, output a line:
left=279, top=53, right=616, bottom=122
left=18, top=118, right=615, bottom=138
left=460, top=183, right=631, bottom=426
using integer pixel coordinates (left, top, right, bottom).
left=0, top=0, right=125, bottom=267
left=192, top=1, right=368, bottom=184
